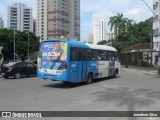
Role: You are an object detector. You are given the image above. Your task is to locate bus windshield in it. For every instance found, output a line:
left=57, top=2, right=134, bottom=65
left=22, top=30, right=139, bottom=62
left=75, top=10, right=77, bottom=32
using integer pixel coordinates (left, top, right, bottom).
left=39, top=41, right=67, bottom=69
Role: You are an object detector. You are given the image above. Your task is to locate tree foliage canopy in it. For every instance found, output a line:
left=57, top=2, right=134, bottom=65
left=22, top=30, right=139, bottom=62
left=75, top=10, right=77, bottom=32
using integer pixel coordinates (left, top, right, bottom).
left=0, top=29, right=40, bottom=61
left=108, top=13, right=152, bottom=52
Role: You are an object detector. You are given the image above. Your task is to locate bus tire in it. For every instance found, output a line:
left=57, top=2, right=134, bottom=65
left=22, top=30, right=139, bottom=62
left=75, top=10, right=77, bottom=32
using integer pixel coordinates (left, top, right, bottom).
left=113, top=70, right=116, bottom=78
left=85, top=73, right=93, bottom=84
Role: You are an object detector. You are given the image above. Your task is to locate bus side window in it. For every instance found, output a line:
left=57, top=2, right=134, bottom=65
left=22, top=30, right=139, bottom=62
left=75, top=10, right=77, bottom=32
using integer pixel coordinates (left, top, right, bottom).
left=112, top=52, right=115, bottom=61
left=81, top=49, right=86, bottom=61
left=76, top=49, right=86, bottom=61
left=76, top=48, right=85, bottom=61
left=108, top=52, right=112, bottom=61
left=93, top=50, right=98, bottom=61
left=87, top=49, right=93, bottom=61
left=93, top=50, right=101, bottom=61
left=76, top=49, right=81, bottom=61
left=115, top=52, right=120, bottom=61
left=106, top=51, right=109, bottom=60
left=70, top=48, right=77, bottom=61
left=100, top=51, right=107, bottom=60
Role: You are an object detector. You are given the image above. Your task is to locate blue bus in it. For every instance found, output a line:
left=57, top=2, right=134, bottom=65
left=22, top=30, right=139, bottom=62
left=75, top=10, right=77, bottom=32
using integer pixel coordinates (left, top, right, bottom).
left=37, top=40, right=121, bottom=84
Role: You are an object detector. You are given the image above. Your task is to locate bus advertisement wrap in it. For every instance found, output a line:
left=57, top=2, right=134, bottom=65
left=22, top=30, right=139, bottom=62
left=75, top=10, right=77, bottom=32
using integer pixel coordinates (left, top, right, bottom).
left=39, top=42, right=67, bottom=70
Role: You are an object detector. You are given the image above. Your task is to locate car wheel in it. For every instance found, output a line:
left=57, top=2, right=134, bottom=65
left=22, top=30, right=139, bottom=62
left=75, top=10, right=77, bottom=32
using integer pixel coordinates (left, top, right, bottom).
left=4, top=76, right=8, bottom=79
left=15, top=73, right=20, bottom=79
left=85, top=73, right=93, bottom=84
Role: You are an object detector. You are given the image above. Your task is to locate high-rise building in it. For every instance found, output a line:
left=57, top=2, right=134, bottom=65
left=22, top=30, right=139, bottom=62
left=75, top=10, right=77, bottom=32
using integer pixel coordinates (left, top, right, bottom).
left=153, top=0, right=160, bottom=65
left=8, top=3, right=33, bottom=32
left=86, top=34, right=93, bottom=44
left=33, top=19, right=37, bottom=35
left=92, top=19, right=106, bottom=44
left=106, top=33, right=115, bottom=41
left=37, top=0, right=80, bottom=42
left=0, top=17, right=4, bottom=29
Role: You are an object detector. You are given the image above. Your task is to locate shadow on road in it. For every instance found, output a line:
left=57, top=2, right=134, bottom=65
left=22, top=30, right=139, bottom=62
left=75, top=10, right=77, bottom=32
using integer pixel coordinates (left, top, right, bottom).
left=92, top=76, right=121, bottom=84
left=0, top=76, right=37, bottom=80
left=43, top=82, right=84, bottom=89
left=43, top=76, right=122, bottom=89
left=92, top=87, right=160, bottom=111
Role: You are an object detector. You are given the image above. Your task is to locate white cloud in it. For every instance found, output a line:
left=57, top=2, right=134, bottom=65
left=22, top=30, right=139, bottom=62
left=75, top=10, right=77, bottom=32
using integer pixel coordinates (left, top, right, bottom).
left=81, top=0, right=110, bottom=13
left=0, top=0, right=153, bottom=34
left=81, top=0, right=152, bottom=35
left=125, top=9, right=140, bottom=16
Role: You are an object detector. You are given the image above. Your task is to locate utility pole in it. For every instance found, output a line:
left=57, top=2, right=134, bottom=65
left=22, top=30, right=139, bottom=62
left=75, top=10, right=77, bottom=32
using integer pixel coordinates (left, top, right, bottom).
left=13, top=16, right=16, bottom=62
left=28, top=31, right=30, bottom=61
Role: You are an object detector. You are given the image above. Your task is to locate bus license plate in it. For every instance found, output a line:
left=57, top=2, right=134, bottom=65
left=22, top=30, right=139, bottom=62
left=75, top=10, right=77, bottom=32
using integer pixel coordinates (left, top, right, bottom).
left=48, top=76, right=52, bottom=79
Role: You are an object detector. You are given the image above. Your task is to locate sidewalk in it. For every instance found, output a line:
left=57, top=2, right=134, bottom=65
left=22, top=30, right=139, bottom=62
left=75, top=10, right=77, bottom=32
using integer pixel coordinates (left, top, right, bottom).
left=120, top=66, right=158, bottom=77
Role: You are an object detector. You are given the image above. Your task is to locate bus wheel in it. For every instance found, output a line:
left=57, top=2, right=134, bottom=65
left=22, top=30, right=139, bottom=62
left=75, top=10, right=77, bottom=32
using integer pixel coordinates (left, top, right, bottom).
left=85, top=73, right=93, bottom=84
left=113, top=70, right=117, bottom=78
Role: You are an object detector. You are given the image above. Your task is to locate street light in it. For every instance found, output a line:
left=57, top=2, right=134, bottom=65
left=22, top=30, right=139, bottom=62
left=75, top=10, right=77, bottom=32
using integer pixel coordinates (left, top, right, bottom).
left=28, top=31, right=30, bottom=61
left=12, top=15, right=16, bottom=62
left=141, top=0, right=160, bottom=74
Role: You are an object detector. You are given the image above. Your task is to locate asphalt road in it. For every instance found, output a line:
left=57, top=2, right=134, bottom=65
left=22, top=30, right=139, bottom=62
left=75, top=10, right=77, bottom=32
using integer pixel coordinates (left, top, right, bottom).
left=0, top=70, right=160, bottom=120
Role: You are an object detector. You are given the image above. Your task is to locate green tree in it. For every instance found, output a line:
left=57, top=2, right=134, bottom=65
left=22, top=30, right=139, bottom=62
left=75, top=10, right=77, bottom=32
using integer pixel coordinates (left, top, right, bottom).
left=0, top=29, right=40, bottom=61
left=97, top=40, right=107, bottom=45
left=108, top=13, right=129, bottom=40
left=125, top=17, right=152, bottom=49
left=108, top=13, right=152, bottom=52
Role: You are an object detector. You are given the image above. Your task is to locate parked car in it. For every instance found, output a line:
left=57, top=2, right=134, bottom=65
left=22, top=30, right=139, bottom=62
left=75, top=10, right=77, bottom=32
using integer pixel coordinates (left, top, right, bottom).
left=1, top=62, right=37, bottom=79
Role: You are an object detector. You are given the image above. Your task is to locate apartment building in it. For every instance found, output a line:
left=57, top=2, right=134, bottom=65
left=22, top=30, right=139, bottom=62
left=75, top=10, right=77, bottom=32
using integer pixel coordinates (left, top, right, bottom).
left=0, top=17, right=4, bottom=29
left=106, top=33, right=115, bottom=41
left=33, top=19, right=37, bottom=35
left=8, top=3, right=33, bottom=32
left=86, top=34, right=93, bottom=44
left=37, top=0, right=80, bottom=42
left=153, top=0, right=160, bottom=65
left=92, top=19, right=106, bottom=44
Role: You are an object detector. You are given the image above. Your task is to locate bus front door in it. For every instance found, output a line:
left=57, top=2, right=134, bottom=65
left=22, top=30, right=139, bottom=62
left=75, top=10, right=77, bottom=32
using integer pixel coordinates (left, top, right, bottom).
left=77, top=49, right=87, bottom=82
left=108, top=52, right=115, bottom=76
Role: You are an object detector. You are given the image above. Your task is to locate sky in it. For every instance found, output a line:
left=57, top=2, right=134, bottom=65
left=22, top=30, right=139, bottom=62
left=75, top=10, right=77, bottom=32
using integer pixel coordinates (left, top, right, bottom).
left=0, top=0, right=153, bottom=40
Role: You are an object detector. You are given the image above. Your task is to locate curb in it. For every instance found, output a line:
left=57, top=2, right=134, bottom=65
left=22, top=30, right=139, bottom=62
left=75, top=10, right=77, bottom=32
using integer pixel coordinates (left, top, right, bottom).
left=120, top=68, right=158, bottom=76
left=145, top=73, right=157, bottom=76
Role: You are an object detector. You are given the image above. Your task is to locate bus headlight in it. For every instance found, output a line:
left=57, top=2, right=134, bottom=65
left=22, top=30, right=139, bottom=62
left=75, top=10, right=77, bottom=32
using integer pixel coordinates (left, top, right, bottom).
left=37, top=57, right=42, bottom=68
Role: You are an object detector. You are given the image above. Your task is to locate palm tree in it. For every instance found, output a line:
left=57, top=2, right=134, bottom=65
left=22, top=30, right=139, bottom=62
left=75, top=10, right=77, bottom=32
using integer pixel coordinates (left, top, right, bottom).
left=108, top=13, right=129, bottom=41
left=108, top=16, right=118, bottom=37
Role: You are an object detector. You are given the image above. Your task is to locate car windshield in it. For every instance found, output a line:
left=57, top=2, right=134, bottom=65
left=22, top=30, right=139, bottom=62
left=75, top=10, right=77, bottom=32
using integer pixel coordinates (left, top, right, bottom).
left=4, top=62, right=17, bottom=67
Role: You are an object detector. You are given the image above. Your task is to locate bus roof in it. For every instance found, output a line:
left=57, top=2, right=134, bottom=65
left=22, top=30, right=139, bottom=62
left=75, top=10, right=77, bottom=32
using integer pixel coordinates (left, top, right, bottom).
left=85, top=43, right=117, bottom=52
left=41, top=40, right=117, bottom=51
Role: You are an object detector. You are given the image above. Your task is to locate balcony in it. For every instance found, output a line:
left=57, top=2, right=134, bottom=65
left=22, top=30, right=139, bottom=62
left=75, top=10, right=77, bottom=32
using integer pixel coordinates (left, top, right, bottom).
left=153, top=21, right=160, bottom=29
